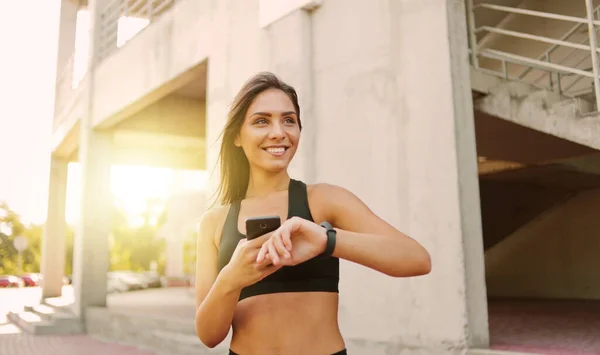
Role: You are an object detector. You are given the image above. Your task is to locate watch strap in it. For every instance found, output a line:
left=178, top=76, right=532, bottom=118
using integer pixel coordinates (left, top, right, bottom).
left=320, top=221, right=336, bottom=257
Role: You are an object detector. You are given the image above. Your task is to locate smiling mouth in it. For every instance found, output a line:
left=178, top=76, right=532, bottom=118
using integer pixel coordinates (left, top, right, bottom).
left=263, top=147, right=288, bottom=156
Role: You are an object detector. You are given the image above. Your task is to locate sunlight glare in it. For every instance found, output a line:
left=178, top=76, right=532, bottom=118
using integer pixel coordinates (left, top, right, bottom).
left=66, top=164, right=208, bottom=227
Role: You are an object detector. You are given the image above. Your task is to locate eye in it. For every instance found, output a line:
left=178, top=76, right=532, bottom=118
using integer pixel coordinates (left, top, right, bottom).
left=253, top=118, right=269, bottom=125
left=284, top=117, right=297, bottom=124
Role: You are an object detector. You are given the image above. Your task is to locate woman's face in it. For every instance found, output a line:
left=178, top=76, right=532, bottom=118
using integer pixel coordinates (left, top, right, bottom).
left=236, top=88, right=300, bottom=174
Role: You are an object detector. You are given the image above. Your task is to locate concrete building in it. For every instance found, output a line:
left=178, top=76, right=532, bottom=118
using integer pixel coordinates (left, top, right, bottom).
left=11, top=0, right=600, bottom=353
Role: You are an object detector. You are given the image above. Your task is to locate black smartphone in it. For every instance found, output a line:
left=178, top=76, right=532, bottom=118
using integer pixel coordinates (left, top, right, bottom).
left=245, top=215, right=281, bottom=240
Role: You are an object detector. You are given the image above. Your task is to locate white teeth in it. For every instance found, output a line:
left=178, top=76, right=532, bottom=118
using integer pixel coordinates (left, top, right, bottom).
left=266, top=147, right=285, bottom=154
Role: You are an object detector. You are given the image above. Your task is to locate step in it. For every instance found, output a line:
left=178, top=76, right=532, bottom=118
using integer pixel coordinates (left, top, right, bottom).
left=8, top=311, right=53, bottom=335
left=25, top=304, right=63, bottom=321
left=42, top=296, right=74, bottom=311
left=7, top=309, right=84, bottom=335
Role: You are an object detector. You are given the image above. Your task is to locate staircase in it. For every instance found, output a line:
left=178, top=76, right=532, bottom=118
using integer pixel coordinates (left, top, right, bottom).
left=468, top=0, right=600, bottom=250
left=7, top=296, right=84, bottom=335
left=469, top=0, right=600, bottom=109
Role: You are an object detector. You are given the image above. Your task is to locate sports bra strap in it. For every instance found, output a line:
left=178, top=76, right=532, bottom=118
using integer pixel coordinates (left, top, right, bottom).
left=288, top=179, right=314, bottom=221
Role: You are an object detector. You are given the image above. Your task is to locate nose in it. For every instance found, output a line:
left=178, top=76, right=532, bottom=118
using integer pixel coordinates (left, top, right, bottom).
left=268, top=121, right=285, bottom=140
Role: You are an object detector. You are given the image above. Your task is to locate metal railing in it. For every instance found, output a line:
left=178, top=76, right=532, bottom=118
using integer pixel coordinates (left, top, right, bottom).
left=467, top=0, right=600, bottom=109
left=97, top=0, right=176, bottom=63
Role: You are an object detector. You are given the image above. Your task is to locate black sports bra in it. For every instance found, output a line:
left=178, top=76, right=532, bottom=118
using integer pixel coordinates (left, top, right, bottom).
left=217, top=179, right=339, bottom=301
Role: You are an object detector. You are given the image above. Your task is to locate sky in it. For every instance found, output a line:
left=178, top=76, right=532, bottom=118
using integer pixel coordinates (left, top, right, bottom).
left=0, top=1, right=61, bottom=224
left=0, top=1, right=207, bottom=225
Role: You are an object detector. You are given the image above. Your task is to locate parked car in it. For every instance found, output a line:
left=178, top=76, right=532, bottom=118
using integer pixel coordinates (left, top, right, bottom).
left=107, top=271, right=146, bottom=291
left=0, top=275, right=24, bottom=288
left=139, top=271, right=162, bottom=288
left=19, top=273, right=41, bottom=287
left=107, top=274, right=129, bottom=293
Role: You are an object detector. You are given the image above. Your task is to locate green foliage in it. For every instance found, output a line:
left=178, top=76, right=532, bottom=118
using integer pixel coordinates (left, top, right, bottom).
left=0, top=202, right=41, bottom=275
left=109, top=199, right=166, bottom=273
left=0, top=199, right=167, bottom=276
left=183, top=230, right=198, bottom=275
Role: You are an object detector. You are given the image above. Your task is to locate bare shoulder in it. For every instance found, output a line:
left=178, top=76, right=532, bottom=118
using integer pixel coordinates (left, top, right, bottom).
left=198, top=205, right=231, bottom=248
left=306, top=183, right=366, bottom=223
left=307, top=182, right=358, bottom=202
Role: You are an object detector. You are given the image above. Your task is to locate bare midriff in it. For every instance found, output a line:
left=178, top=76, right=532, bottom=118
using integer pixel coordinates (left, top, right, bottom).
left=229, top=292, right=345, bottom=355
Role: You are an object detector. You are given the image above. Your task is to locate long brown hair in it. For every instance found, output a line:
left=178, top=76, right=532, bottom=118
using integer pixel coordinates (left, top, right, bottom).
left=215, top=72, right=302, bottom=205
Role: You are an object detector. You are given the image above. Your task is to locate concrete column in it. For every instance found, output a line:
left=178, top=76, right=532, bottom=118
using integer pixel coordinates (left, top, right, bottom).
left=55, top=0, right=79, bottom=80
left=388, top=0, right=489, bottom=349
left=40, top=157, right=69, bottom=298
left=70, top=0, right=113, bottom=319
left=53, top=0, right=79, bottom=117
left=71, top=130, right=113, bottom=317
left=307, top=0, right=488, bottom=352
left=260, top=8, right=317, bottom=183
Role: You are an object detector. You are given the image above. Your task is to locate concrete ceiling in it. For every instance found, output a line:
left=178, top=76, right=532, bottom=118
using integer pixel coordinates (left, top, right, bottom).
left=174, top=75, right=207, bottom=99
left=474, top=110, right=597, bottom=166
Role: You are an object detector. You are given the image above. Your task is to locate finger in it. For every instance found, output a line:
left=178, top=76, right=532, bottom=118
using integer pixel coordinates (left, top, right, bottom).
left=267, top=240, right=280, bottom=265
left=247, top=232, right=273, bottom=248
left=281, top=226, right=292, bottom=251
left=272, top=232, right=291, bottom=260
left=256, top=243, right=269, bottom=263
left=256, top=254, right=273, bottom=271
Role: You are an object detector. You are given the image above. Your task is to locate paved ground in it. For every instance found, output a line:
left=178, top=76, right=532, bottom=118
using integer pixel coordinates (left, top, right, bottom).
left=6, top=287, right=600, bottom=354
left=107, top=286, right=196, bottom=319
left=489, top=299, right=600, bottom=355
left=0, top=332, right=157, bottom=355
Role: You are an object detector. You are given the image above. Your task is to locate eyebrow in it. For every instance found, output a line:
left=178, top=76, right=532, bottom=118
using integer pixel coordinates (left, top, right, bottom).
left=250, top=111, right=297, bottom=117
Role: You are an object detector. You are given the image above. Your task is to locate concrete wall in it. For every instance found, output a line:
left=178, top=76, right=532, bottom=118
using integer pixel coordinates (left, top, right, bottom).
left=486, top=188, right=600, bottom=300
left=308, top=0, right=487, bottom=352
left=206, top=0, right=488, bottom=351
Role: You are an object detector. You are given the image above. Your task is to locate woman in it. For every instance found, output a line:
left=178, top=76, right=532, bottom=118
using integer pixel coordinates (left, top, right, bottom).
left=195, top=72, right=431, bottom=355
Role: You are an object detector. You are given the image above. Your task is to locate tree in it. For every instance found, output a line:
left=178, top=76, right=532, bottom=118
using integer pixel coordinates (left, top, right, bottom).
left=0, top=202, right=42, bottom=275
left=0, top=198, right=168, bottom=277
left=109, top=198, right=166, bottom=273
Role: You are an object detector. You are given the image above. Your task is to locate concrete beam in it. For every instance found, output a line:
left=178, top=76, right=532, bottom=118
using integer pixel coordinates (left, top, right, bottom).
left=69, top=130, right=206, bottom=170
left=473, top=71, right=600, bottom=150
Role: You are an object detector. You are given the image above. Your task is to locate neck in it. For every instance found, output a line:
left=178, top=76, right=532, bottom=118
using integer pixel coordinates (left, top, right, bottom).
left=245, top=169, right=291, bottom=199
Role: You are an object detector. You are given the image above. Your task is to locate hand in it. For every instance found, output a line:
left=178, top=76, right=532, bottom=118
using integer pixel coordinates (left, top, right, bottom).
left=256, top=217, right=327, bottom=266
left=221, top=233, right=282, bottom=290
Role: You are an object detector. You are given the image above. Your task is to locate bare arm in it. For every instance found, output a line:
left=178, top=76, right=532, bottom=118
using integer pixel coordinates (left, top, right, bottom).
left=194, top=209, right=282, bottom=348
left=194, top=210, right=240, bottom=348
left=258, top=184, right=431, bottom=277
left=319, top=184, right=431, bottom=277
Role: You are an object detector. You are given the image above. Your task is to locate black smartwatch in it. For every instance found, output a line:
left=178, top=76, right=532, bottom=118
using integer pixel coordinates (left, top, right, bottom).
left=320, top=221, right=337, bottom=257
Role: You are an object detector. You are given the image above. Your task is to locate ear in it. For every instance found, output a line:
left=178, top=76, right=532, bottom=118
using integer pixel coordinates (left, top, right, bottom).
left=234, top=134, right=241, bottom=147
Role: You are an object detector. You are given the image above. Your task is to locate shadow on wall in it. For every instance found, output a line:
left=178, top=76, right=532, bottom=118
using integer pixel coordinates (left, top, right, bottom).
left=485, top=188, right=600, bottom=300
